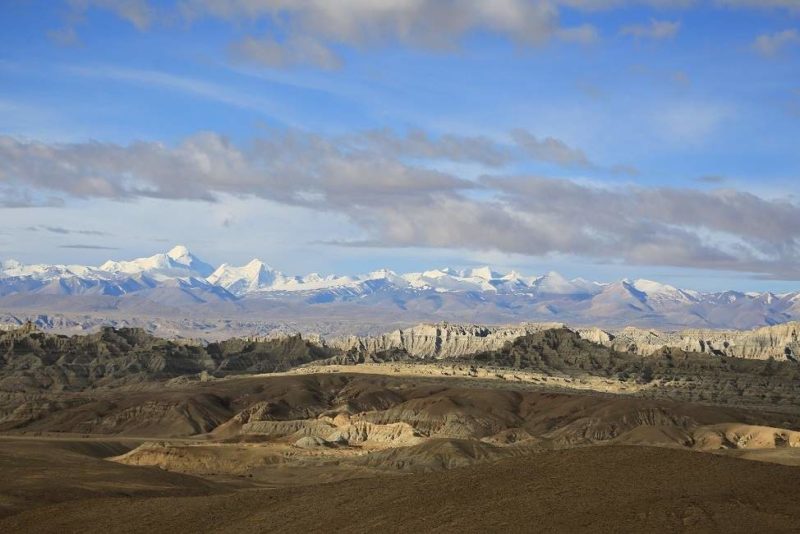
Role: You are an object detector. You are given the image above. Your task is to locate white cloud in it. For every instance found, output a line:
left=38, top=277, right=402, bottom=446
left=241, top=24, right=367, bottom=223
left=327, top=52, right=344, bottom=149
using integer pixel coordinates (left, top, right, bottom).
left=510, top=130, right=591, bottom=167
left=2, top=129, right=800, bottom=277
left=718, top=0, right=800, bottom=9
left=53, top=1, right=800, bottom=69
left=231, top=35, right=343, bottom=70
left=561, top=0, right=694, bottom=7
left=59, top=0, right=600, bottom=68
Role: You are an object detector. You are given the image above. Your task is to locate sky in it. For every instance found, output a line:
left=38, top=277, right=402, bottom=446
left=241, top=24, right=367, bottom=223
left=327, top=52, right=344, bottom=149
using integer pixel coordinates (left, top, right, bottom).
left=1, top=0, right=799, bottom=292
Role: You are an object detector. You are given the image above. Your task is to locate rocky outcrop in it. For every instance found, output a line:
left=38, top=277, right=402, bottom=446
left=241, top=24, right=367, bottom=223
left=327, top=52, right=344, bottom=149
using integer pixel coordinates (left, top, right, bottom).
left=325, top=322, right=565, bottom=359
left=241, top=419, right=335, bottom=439
left=0, top=326, right=342, bottom=391
left=692, top=424, right=800, bottom=450
left=3, top=320, right=799, bottom=396
left=323, top=321, right=800, bottom=362
left=583, top=322, right=800, bottom=362
left=326, top=421, right=423, bottom=447
left=238, top=411, right=423, bottom=447
left=112, top=442, right=287, bottom=474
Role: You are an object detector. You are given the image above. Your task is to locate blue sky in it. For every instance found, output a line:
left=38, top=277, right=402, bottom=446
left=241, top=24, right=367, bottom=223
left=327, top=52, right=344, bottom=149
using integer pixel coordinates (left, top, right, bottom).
left=1, top=0, right=799, bottom=292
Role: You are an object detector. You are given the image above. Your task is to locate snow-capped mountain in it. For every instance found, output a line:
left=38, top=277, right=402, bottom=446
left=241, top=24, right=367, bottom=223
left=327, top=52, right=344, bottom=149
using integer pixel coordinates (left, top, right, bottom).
left=207, top=259, right=280, bottom=295
left=99, top=245, right=215, bottom=279
left=630, top=279, right=699, bottom=305
left=0, top=246, right=225, bottom=300
left=1, top=246, right=799, bottom=330
left=531, top=271, right=602, bottom=296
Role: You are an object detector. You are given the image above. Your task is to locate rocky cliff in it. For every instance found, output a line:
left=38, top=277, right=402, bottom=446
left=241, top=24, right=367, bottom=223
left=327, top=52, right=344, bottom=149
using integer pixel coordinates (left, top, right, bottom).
left=585, top=322, right=800, bottom=362
left=325, top=322, right=565, bottom=359
left=0, top=324, right=341, bottom=391
left=322, top=321, right=800, bottom=362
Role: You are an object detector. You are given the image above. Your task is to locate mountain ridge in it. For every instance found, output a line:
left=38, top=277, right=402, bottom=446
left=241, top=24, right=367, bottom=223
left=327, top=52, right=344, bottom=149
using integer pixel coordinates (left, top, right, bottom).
left=2, top=245, right=800, bottom=331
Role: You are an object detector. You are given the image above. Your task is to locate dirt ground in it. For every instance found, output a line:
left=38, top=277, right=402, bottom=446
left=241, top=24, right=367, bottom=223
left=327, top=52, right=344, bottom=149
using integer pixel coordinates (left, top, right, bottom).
left=1, top=441, right=800, bottom=533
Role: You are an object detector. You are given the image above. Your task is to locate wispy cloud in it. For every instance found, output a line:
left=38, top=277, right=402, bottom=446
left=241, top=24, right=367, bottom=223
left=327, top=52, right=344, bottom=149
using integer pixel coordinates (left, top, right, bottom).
left=26, top=225, right=111, bottom=236
left=47, top=26, right=79, bottom=46
left=0, top=187, right=64, bottom=208
left=719, top=0, right=800, bottom=10
left=621, top=19, right=682, bottom=40
left=63, top=0, right=153, bottom=31
left=62, top=64, right=288, bottom=119
left=654, top=101, right=731, bottom=145
left=510, top=130, right=591, bottom=167
left=695, top=175, right=727, bottom=184
left=231, top=35, right=344, bottom=71
left=753, top=29, right=800, bottom=57
left=58, top=244, right=120, bottom=250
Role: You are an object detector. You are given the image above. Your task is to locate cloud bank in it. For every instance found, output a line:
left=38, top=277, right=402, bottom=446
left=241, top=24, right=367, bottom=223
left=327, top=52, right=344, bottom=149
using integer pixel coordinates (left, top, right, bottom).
left=2, top=130, right=799, bottom=278
left=55, top=0, right=800, bottom=68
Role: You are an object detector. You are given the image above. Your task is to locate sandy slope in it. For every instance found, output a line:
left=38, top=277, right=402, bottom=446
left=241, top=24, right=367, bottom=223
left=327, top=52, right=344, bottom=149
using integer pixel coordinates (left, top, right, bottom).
left=2, top=368, right=800, bottom=532
left=3, top=446, right=800, bottom=533
left=0, top=437, right=225, bottom=519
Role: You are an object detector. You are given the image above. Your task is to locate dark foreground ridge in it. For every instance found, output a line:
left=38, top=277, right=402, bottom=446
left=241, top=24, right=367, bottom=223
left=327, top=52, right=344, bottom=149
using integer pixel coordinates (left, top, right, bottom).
left=2, top=325, right=798, bottom=410
left=469, top=328, right=800, bottom=407
left=0, top=325, right=339, bottom=391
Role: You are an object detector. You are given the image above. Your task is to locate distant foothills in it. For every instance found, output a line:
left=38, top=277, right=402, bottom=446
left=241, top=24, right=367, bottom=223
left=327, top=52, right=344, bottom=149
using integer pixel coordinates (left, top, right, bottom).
left=1, top=245, right=799, bottom=332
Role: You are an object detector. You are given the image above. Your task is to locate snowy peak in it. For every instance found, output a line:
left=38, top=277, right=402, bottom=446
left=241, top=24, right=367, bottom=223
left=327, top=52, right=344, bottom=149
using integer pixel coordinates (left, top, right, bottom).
left=632, top=279, right=696, bottom=304
left=165, top=245, right=215, bottom=277
left=99, top=245, right=214, bottom=279
left=167, top=245, right=191, bottom=260
left=3, top=246, right=799, bottom=331
left=463, top=266, right=497, bottom=280
left=365, top=269, right=406, bottom=286
left=1, top=259, right=104, bottom=281
left=1, top=259, right=22, bottom=271
left=207, top=259, right=279, bottom=296
left=533, top=271, right=601, bottom=296
left=403, top=269, right=496, bottom=292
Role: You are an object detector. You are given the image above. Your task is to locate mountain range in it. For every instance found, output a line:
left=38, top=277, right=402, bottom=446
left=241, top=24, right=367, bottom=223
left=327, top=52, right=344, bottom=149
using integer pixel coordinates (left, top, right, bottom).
left=1, top=245, right=799, bottom=332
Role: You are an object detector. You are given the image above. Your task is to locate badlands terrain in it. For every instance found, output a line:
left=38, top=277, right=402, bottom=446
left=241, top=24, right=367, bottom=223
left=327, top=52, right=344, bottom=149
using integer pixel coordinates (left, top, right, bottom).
left=1, top=321, right=800, bottom=532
